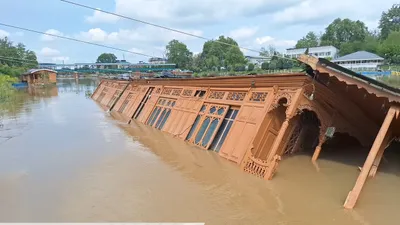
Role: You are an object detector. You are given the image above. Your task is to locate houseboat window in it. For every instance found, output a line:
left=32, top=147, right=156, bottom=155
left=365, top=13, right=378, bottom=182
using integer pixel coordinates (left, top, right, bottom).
left=159, top=109, right=172, bottom=130
left=155, top=109, right=167, bottom=128
left=217, top=108, right=225, bottom=115
left=201, top=118, right=219, bottom=147
left=118, top=100, right=129, bottom=113
left=210, top=108, right=239, bottom=152
left=149, top=107, right=162, bottom=126
left=194, top=90, right=206, bottom=98
left=195, top=117, right=211, bottom=144
left=209, top=106, right=217, bottom=114
left=186, top=115, right=201, bottom=140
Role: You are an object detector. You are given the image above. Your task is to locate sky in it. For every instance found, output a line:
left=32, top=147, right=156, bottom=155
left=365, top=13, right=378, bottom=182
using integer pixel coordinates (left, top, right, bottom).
left=0, top=0, right=396, bottom=64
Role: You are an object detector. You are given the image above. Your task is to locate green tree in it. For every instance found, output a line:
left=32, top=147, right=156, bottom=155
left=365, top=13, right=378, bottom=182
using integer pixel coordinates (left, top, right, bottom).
left=96, top=53, right=117, bottom=63
left=378, top=31, right=400, bottom=64
left=201, top=36, right=243, bottom=70
left=225, top=46, right=246, bottom=68
left=261, top=62, right=269, bottom=70
left=379, top=4, right=400, bottom=40
left=247, top=63, right=255, bottom=71
left=0, top=37, right=38, bottom=75
left=269, top=61, right=278, bottom=70
left=320, top=18, right=369, bottom=49
left=166, top=39, right=193, bottom=69
left=295, top=32, right=319, bottom=48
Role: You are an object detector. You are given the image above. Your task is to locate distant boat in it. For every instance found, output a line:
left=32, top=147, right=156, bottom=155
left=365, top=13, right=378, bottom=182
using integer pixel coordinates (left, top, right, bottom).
left=12, top=82, right=28, bottom=88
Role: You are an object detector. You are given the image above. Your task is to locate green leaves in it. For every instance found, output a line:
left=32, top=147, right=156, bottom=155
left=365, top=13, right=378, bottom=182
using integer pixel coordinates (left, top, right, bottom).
left=166, top=39, right=192, bottom=69
left=96, top=53, right=117, bottom=63
left=295, top=32, right=319, bottom=48
left=378, top=31, right=400, bottom=64
left=0, top=37, right=38, bottom=69
left=379, top=5, right=400, bottom=40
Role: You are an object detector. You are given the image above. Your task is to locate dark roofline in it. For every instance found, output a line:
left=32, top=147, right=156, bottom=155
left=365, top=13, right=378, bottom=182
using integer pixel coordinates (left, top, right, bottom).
left=318, top=58, right=400, bottom=95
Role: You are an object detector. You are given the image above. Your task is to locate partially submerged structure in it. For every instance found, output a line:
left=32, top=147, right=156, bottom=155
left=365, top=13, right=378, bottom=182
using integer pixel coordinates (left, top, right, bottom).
left=91, top=54, right=400, bottom=209
left=21, top=69, right=57, bottom=86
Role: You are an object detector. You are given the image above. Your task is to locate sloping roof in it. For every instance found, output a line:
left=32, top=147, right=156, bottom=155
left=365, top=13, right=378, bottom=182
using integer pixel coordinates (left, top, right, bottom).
left=23, top=69, right=57, bottom=75
left=332, top=51, right=384, bottom=62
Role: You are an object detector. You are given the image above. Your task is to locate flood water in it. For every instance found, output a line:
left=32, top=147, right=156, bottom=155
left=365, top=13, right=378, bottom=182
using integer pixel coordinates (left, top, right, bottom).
left=0, top=78, right=399, bottom=224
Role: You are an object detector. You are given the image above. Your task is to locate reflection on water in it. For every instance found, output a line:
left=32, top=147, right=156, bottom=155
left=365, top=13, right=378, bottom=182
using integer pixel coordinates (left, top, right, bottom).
left=0, top=78, right=399, bottom=224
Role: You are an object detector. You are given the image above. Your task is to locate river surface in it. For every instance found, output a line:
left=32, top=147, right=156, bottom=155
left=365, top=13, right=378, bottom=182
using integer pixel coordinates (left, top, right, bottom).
left=0, top=78, right=399, bottom=224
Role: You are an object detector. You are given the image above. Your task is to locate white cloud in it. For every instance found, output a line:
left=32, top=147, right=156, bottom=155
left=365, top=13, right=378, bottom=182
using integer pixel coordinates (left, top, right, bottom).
left=85, top=9, right=119, bottom=24
left=0, top=29, right=10, bottom=38
left=85, top=0, right=296, bottom=26
left=255, top=36, right=296, bottom=48
left=40, top=47, right=61, bottom=57
left=271, top=0, right=394, bottom=28
left=228, top=27, right=259, bottom=40
left=77, top=26, right=203, bottom=45
left=41, top=29, right=64, bottom=41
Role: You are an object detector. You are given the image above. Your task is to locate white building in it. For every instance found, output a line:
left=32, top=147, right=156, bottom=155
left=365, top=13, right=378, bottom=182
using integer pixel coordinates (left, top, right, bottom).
left=286, top=46, right=338, bottom=59
left=332, top=51, right=384, bottom=70
left=245, top=56, right=271, bottom=68
left=149, top=57, right=167, bottom=64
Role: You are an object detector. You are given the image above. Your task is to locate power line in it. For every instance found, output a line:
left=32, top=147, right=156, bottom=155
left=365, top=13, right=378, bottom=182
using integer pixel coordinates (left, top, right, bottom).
left=60, top=0, right=262, bottom=54
left=0, top=23, right=159, bottom=59
left=0, top=55, right=38, bottom=63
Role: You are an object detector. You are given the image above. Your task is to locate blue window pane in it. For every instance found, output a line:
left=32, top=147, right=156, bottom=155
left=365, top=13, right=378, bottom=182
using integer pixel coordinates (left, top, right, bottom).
left=155, top=109, right=167, bottom=129
left=214, top=121, right=233, bottom=152
left=186, top=115, right=200, bottom=140
left=200, top=105, right=206, bottom=112
left=150, top=107, right=162, bottom=126
left=210, top=119, right=228, bottom=151
left=226, top=109, right=233, bottom=118
left=172, top=101, right=176, bottom=107
left=159, top=109, right=171, bottom=130
left=217, top=108, right=225, bottom=115
left=209, top=107, right=216, bottom=114
left=195, top=117, right=210, bottom=144
left=201, top=119, right=219, bottom=147
left=231, top=110, right=239, bottom=119
left=146, top=107, right=158, bottom=125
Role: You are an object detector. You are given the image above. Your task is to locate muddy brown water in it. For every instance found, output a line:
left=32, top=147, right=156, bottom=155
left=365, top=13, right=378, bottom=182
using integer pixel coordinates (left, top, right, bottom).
left=0, top=79, right=399, bottom=224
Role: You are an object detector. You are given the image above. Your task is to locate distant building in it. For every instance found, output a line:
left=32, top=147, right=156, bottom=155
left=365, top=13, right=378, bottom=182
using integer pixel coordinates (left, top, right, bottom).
left=332, top=51, right=384, bottom=70
left=149, top=57, right=167, bottom=64
left=21, top=69, right=57, bottom=86
left=245, top=56, right=271, bottom=68
left=286, top=46, right=338, bottom=59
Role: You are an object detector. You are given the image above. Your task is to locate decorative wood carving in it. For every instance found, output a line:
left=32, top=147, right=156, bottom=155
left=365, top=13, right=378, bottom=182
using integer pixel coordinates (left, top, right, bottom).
left=172, top=89, right=182, bottom=96
left=267, top=91, right=294, bottom=113
left=249, top=92, right=268, bottom=103
left=208, top=91, right=225, bottom=100
left=182, top=89, right=193, bottom=96
left=227, top=92, right=246, bottom=101
left=242, top=154, right=269, bottom=179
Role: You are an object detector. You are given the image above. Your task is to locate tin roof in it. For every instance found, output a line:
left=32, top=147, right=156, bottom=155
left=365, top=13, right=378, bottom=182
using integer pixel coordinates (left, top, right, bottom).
left=332, top=51, right=384, bottom=62
left=23, top=69, right=57, bottom=75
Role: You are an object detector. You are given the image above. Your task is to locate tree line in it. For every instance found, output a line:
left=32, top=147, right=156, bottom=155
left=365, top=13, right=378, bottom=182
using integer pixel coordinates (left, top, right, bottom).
left=0, top=37, right=38, bottom=77
left=295, top=4, right=400, bottom=64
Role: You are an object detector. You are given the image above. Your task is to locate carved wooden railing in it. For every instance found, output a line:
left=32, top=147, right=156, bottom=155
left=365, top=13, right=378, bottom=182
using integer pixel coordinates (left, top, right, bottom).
left=242, top=154, right=269, bottom=179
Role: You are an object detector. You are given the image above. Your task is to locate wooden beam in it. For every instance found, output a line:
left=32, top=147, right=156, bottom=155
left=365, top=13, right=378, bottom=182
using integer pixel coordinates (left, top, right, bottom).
left=343, top=107, right=396, bottom=209
left=368, top=132, right=392, bottom=178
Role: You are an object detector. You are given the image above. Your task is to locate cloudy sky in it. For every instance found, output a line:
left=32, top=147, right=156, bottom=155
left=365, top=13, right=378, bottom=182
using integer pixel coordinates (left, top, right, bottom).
left=0, top=0, right=395, bottom=64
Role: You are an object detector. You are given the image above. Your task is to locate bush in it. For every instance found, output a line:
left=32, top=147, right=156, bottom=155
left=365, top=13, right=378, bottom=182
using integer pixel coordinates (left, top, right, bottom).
left=247, top=63, right=255, bottom=71
left=261, top=62, right=269, bottom=70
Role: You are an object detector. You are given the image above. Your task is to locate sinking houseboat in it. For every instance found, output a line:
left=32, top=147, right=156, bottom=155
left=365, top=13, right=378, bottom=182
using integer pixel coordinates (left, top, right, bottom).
left=91, top=54, right=400, bottom=209
left=21, top=69, right=57, bottom=86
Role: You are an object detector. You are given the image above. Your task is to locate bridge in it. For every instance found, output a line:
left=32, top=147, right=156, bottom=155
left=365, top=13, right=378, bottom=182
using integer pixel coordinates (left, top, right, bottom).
left=39, top=62, right=177, bottom=74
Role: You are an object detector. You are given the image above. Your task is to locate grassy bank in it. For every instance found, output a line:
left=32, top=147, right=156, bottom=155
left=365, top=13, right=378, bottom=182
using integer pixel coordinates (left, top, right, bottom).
left=378, top=75, right=400, bottom=89
left=193, top=68, right=303, bottom=77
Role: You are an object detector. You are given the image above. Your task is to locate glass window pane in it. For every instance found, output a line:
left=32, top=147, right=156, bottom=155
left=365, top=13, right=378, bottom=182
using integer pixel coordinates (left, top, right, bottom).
left=210, top=119, right=228, bottom=151
left=149, top=107, right=162, bottom=126
left=202, top=118, right=219, bottom=147
left=217, top=108, right=225, bottom=115
left=186, top=115, right=201, bottom=140
left=214, top=121, right=233, bottom=152
left=155, top=109, right=167, bottom=129
left=231, top=109, right=239, bottom=119
left=146, top=107, right=158, bottom=125
left=159, top=109, right=171, bottom=130
left=200, top=105, right=206, bottom=112
left=209, top=107, right=216, bottom=114
left=195, top=117, right=210, bottom=144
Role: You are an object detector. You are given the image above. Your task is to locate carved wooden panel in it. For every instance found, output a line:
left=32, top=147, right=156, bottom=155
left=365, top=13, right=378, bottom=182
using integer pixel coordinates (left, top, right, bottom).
left=208, top=91, right=225, bottom=100
left=182, top=89, right=194, bottom=97
left=249, top=92, right=268, bottom=103
left=227, top=92, right=246, bottom=101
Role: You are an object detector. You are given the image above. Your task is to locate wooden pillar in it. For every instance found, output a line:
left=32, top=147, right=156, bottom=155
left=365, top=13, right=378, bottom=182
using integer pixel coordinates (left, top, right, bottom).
left=343, top=107, right=396, bottom=209
left=368, top=132, right=392, bottom=178
left=311, top=128, right=328, bottom=162
left=263, top=89, right=303, bottom=180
